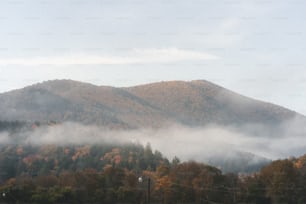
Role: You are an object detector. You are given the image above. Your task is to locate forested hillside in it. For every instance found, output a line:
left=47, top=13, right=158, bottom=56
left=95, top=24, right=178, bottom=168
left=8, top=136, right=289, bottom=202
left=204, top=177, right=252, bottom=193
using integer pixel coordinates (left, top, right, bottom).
left=0, top=80, right=305, bottom=203
left=0, top=142, right=305, bottom=204
left=0, top=80, right=301, bottom=132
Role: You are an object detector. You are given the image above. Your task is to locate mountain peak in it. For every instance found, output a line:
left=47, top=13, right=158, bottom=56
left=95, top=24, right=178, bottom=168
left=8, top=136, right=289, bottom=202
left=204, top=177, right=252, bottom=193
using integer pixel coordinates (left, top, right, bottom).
left=32, top=79, right=99, bottom=89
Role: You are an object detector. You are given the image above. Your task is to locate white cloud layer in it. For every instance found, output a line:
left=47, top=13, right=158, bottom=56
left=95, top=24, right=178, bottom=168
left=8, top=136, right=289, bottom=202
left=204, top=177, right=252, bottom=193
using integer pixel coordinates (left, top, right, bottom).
left=0, top=48, right=219, bottom=66
left=4, top=119, right=306, bottom=161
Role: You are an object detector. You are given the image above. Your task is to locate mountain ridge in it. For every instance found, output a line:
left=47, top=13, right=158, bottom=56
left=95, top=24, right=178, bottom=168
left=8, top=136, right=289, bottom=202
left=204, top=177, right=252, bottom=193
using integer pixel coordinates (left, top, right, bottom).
left=0, top=79, right=303, bottom=132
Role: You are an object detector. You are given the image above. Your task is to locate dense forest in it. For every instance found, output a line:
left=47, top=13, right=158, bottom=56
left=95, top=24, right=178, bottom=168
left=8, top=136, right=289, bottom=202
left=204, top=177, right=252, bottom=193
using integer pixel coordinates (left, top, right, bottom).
left=0, top=121, right=305, bottom=203
left=0, top=143, right=304, bottom=203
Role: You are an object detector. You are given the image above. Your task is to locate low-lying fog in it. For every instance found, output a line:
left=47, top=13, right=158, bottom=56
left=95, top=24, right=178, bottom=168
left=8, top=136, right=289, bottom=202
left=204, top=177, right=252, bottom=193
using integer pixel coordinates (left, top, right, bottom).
left=1, top=117, right=306, bottom=162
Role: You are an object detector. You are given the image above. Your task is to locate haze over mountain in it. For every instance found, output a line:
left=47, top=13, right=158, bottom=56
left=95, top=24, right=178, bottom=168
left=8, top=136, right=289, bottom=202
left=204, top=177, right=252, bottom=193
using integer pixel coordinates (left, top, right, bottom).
left=0, top=79, right=302, bottom=132
left=1, top=79, right=306, bottom=172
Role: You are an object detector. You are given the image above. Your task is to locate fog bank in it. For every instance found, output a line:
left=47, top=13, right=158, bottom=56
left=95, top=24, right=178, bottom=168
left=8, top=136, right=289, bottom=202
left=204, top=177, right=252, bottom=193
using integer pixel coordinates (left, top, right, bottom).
left=0, top=118, right=305, bottom=162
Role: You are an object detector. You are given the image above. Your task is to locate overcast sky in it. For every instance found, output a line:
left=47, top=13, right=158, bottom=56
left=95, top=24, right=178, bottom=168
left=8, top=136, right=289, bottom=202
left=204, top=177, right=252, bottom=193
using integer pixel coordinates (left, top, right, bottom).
left=0, top=0, right=305, bottom=114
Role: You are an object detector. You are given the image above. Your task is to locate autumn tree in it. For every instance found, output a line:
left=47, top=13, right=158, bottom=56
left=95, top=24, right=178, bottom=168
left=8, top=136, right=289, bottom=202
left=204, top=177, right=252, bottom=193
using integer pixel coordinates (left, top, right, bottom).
left=260, top=160, right=299, bottom=204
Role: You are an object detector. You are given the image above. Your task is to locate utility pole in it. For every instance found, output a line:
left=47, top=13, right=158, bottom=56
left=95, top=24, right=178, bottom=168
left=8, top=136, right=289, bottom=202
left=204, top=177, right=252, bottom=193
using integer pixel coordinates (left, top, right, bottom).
left=147, top=178, right=151, bottom=204
left=139, top=176, right=151, bottom=204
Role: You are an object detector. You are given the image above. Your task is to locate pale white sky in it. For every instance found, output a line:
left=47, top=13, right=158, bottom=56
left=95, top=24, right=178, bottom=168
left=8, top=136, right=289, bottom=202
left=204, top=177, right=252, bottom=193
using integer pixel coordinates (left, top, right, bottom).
left=0, top=0, right=305, bottom=114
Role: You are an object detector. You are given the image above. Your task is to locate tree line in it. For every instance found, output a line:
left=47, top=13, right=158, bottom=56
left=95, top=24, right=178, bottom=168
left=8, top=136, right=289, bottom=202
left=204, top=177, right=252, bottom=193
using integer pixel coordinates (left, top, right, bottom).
left=0, top=143, right=304, bottom=203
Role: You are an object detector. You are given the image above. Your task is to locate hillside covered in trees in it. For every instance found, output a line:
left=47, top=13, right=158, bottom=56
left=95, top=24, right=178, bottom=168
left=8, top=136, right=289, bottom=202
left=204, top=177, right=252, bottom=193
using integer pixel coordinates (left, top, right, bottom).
left=0, top=79, right=305, bottom=203
left=0, top=141, right=304, bottom=203
left=0, top=80, right=301, bottom=131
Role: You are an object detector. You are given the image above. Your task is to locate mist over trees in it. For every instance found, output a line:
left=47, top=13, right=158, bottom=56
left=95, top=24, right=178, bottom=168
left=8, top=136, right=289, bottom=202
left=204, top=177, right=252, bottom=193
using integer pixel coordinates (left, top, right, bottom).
left=0, top=140, right=304, bottom=203
left=0, top=77, right=306, bottom=203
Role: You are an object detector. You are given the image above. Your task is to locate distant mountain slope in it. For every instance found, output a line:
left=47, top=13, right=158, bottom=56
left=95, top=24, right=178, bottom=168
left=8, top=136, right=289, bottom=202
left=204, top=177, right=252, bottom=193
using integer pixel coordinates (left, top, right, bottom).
left=0, top=80, right=170, bottom=128
left=126, top=80, right=297, bottom=126
left=0, top=79, right=303, bottom=132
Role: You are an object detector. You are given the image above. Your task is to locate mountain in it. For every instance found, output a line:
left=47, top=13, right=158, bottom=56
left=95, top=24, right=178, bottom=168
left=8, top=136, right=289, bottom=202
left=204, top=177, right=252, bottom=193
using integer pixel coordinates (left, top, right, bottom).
left=1, top=79, right=305, bottom=172
left=0, top=79, right=303, bottom=132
